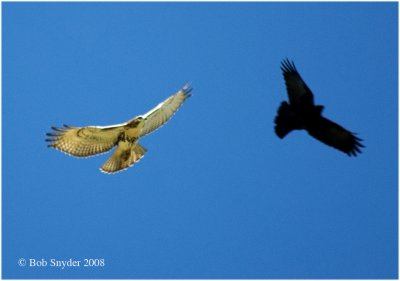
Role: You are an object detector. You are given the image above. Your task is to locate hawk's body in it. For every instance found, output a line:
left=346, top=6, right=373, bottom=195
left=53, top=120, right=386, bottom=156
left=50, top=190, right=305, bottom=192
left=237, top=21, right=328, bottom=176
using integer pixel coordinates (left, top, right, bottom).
left=46, top=84, right=191, bottom=173
left=274, top=59, right=364, bottom=156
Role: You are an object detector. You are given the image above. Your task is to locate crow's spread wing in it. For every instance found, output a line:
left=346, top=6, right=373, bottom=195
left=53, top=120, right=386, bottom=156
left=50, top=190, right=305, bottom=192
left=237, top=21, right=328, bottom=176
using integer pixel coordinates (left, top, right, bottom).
left=306, top=116, right=364, bottom=156
left=281, top=58, right=314, bottom=107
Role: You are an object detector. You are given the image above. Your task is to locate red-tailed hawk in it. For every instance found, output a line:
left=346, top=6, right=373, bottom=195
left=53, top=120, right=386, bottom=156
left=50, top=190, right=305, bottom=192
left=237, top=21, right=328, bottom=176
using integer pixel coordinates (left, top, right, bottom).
left=274, top=59, right=364, bottom=156
left=46, top=84, right=192, bottom=173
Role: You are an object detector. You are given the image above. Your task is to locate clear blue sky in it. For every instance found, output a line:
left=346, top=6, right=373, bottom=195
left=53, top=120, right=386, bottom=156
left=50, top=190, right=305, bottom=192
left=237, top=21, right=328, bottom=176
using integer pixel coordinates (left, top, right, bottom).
left=3, top=2, right=398, bottom=279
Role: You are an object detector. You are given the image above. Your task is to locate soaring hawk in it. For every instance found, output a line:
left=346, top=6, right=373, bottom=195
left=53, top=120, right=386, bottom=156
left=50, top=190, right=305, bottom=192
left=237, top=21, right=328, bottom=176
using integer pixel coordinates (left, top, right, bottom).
left=274, top=59, right=364, bottom=156
left=46, top=84, right=192, bottom=173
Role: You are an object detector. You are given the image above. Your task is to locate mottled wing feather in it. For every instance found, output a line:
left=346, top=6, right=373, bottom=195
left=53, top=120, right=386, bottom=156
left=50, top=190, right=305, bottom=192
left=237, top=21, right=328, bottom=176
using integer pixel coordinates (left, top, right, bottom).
left=281, top=58, right=314, bottom=106
left=46, top=124, right=126, bottom=157
left=139, top=83, right=192, bottom=137
left=307, top=116, right=364, bottom=156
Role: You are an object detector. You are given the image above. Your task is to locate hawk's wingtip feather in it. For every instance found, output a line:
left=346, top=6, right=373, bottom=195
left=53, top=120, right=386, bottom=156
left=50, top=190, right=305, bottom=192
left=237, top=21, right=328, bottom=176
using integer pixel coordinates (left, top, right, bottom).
left=51, top=126, right=65, bottom=132
left=182, top=83, right=193, bottom=96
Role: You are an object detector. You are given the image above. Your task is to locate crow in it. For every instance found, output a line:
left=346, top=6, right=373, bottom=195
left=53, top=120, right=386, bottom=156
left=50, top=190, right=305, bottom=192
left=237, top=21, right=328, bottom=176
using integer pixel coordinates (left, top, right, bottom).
left=274, top=59, right=363, bottom=156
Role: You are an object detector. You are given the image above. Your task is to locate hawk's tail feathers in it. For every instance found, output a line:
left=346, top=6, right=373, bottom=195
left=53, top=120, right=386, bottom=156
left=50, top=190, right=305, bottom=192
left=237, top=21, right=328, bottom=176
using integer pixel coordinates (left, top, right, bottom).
left=100, top=143, right=148, bottom=174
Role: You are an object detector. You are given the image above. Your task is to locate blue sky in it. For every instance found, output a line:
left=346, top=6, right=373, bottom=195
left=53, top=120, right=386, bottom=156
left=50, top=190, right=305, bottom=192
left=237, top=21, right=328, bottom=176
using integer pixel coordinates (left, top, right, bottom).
left=2, top=2, right=398, bottom=279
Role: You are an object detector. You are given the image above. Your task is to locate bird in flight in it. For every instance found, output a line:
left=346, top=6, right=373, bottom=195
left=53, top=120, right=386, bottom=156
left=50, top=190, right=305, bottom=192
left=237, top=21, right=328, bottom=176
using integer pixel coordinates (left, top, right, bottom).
left=46, top=84, right=192, bottom=173
left=274, top=59, right=364, bottom=156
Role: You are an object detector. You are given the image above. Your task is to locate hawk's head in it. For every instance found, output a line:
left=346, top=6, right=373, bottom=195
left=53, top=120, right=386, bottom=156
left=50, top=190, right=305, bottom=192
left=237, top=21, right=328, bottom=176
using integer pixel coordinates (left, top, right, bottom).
left=127, top=116, right=144, bottom=128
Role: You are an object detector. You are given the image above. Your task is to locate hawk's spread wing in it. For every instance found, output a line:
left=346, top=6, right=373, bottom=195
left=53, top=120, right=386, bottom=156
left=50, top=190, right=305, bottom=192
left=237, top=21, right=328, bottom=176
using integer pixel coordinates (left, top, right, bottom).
left=281, top=58, right=314, bottom=107
left=46, top=123, right=126, bottom=157
left=139, top=84, right=192, bottom=137
left=306, top=116, right=364, bottom=156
